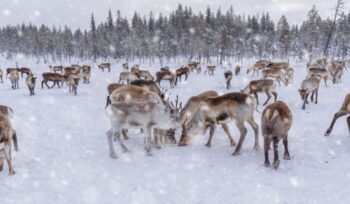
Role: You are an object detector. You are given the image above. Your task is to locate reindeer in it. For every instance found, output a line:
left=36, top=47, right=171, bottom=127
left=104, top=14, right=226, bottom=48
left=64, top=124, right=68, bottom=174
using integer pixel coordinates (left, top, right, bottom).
left=0, top=105, right=13, bottom=118
left=139, top=70, right=154, bottom=81
left=188, top=62, right=201, bottom=73
left=18, top=67, right=32, bottom=78
left=242, top=79, right=277, bottom=106
left=313, top=58, right=327, bottom=68
left=261, top=101, right=292, bottom=169
left=298, top=77, right=320, bottom=110
left=175, top=65, right=190, bottom=83
left=82, top=65, right=91, bottom=83
left=106, top=101, right=176, bottom=158
left=266, top=62, right=289, bottom=71
left=8, top=70, right=19, bottom=90
left=6, top=68, right=20, bottom=78
left=155, top=69, right=176, bottom=88
left=180, top=92, right=259, bottom=155
left=49, top=65, right=64, bottom=73
left=122, top=63, right=129, bottom=71
left=67, top=74, right=81, bottom=95
left=224, top=70, right=233, bottom=89
left=64, top=67, right=80, bottom=76
left=178, top=90, right=237, bottom=147
left=98, top=63, right=111, bottom=72
left=286, top=68, right=294, bottom=84
left=0, top=69, right=3, bottom=83
left=26, top=74, right=36, bottom=96
left=235, top=65, right=241, bottom=76
left=160, top=66, right=169, bottom=71
left=0, top=112, right=18, bottom=176
left=247, top=60, right=269, bottom=76
left=131, top=64, right=140, bottom=73
left=41, top=73, right=65, bottom=89
left=204, top=66, right=215, bottom=75
left=332, top=66, right=343, bottom=84
left=325, top=93, right=350, bottom=136
left=118, top=71, right=140, bottom=84
left=262, top=68, right=288, bottom=86
left=307, top=67, right=332, bottom=87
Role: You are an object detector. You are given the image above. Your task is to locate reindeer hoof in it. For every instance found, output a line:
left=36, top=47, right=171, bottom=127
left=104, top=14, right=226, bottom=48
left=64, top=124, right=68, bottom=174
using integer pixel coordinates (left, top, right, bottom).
left=325, top=129, right=331, bottom=136
left=273, top=161, right=280, bottom=169
left=264, top=161, right=271, bottom=167
left=178, top=142, right=187, bottom=146
left=109, top=153, right=118, bottom=159
left=232, top=151, right=240, bottom=156
left=283, top=155, right=291, bottom=160
left=205, top=143, right=211, bottom=148
left=146, top=152, right=153, bottom=157
left=253, top=145, right=260, bottom=151
left=8, top=171, right=15, bottom=176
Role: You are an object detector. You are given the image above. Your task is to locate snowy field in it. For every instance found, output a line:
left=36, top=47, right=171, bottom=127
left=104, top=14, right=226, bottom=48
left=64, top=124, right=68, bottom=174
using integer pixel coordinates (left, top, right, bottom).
left=0, top=58, right=350, bottom=204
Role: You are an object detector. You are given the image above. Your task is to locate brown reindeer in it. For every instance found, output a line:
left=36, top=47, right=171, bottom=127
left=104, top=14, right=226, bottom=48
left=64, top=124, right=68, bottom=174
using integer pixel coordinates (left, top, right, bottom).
left=180, top=92, right=259, bottom=155
left=118, top=71, right=140, bottom=84
left=188, top=62, right=201, bottom=73
left=235, top=65, right=241, bottom=76
left=106, top=100, right=176, bottom=158
left=262, top=68, right=288, bottom=86
left=298, top=77, right=320, bottom=110
left=64, top=67, right=80, bottom=76
left=325, top=93, right=350, bottom=136
left=307, top=67, right=332, bottom=87
left=204, top=66, right=215, bottom=75
left=131, top=64, right=140, bottom=73
left=266, top=62, right=289, bottom=71
left=122, top=63, right=129, bottom=71
left=98, top=63, right=111, bottom=72
left=81, top=65, right=91, bottom=83
left=139, top=70, right=154, bottom=81
left=49, top=65, right=64, bottom=73
left=0, top=69, right=3, bottom=83
left=175, top=65, right=190, bottom=83
left=224, top=70, right=233, bottom=89
left=8, top=70, right=19, bottom=90
left=242, top=79, right=277, bottom=106
left=155, top=69, right=176, bottom=88
left=262, top=101, right=292, bottom=169
left=6, top=68, right=20, bottom=78
left=178, top=90, right=237, bottom=147
left=41, top=73, right=65, bottom=89
left=0, top=105, right=13, bottom=118
left=19, top=67, right=32, bottom=78
left=0, top=112, right=18, bottom=176
left=67, top=74, right=81, bottom=95
left=247, top=60, right=269, bottom=76
left=26, top=74, right=36, bottom=96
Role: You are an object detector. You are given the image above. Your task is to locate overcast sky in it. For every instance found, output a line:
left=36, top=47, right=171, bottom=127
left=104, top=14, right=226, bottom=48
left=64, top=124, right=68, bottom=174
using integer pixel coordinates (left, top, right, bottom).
left=0, top=0, right=348, bottom=29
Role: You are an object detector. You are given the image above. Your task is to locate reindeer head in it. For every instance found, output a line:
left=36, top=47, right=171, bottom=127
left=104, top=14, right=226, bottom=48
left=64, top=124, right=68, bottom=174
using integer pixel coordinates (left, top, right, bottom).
left=298, top=89, right=308, bottom=100
left=167, top=95, right=183, bottom=122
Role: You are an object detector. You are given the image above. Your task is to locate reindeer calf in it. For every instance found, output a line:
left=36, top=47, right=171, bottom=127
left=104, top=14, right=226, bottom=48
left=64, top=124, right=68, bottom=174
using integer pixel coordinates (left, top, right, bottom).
left=224, top=70, right=233, bottom=89
left=298, top=77, right=320, bottom=110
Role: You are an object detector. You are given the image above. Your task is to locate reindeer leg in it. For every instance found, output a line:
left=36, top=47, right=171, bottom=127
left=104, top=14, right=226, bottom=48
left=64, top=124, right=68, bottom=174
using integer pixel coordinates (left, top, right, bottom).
left=264, top=137, right=271, bottom=167
left=115, top=132, right=129, bottom=153
left=272, top=92, right=278, bottom=102
left=325, top=111, right=347, bottom=136
left=254, top=92, right=259, bottom=105
left=302, top=96, right=307, bottom=110
left=310, top=91, right=314, bottom=103
left=221, top=123, right=236, bottom=146
left=263, top=91, right=271, bottom=106
left=232, top=121, right=247, bottom=156
left=315, top=89, right=318, bottom=104
left=247, top=117, right=259, bottom=150
left=144, top=127, right=152, bottom=156
left=106, top=129, right=118, bottom=159
left=283, top=134, right=290, bottom=160
left=272, top=137, right=280, bottom=169
left=305, top=93, right=309, bottom=104
left=4, top=146, right=15, bottom=176
left=121, top=129, right=129, bottom=140
left=205, top=123, right=216, bottom=148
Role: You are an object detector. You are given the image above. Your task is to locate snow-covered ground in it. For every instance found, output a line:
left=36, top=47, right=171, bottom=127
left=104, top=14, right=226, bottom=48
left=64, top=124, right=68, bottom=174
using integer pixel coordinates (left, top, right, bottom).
left=0, top=58, right=349, bottom=204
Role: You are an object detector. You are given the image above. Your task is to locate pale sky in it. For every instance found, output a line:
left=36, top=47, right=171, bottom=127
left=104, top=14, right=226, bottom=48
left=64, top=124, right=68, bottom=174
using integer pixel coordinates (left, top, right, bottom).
left=0, top=0, right=348, bottom=29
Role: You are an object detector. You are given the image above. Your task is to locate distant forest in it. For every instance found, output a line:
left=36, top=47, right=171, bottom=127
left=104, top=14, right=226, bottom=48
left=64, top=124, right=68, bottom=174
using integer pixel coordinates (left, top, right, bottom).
left=0, top=4, right=349, bottom=64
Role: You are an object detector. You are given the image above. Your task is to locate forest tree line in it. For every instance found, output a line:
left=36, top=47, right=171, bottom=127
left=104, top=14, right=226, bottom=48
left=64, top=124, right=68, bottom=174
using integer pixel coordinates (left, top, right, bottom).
left=0, top=4, right=349, bottom=64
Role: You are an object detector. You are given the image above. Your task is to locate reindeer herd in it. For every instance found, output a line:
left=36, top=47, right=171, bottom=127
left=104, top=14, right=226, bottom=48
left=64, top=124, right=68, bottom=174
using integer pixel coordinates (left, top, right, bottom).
left=0, top=58, right=350, bottom=176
